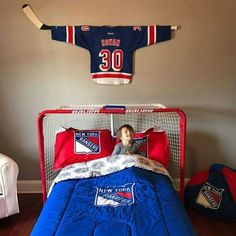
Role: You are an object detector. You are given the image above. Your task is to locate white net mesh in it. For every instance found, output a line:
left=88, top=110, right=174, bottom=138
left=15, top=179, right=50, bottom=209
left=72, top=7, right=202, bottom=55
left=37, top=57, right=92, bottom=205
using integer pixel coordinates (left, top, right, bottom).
left=38, top=104, right=185, bottom=197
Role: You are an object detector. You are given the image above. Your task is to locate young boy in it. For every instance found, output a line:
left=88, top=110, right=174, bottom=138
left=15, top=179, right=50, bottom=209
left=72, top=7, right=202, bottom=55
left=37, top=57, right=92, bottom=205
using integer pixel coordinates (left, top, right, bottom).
left=112, top=124, right=140, bottom=155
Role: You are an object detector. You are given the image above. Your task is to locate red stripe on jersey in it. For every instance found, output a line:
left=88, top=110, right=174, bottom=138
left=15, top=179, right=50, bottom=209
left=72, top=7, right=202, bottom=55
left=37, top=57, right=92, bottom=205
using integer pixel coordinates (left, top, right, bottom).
left=67, top=26, right=74, bottom=44
left=148, top=26, right=156, bottom=45
left=92, top=73, right=131, bottom=80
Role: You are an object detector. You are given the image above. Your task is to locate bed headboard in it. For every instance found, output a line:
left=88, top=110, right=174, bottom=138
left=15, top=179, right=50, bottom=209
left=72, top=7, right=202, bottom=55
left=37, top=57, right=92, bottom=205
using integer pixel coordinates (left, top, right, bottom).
left=37, top=104, right=186, bottom=202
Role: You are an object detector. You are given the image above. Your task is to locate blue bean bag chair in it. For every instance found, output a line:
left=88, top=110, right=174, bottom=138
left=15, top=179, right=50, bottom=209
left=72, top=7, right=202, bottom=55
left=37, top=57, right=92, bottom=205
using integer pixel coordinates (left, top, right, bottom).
left=184, top=163, right=236, bottom=221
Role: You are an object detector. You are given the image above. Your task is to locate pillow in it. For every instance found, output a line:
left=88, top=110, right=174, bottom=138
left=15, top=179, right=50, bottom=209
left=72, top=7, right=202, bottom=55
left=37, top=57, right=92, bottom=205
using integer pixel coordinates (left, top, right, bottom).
left=133, top=128, right=153, bottom=157
left=185, top=164, right=236, bottom=221
left=147, top=129, right=169, bottom=167
left=54, top=128, right=114, bottom=170
left=115, top=128, right=169, bottom=167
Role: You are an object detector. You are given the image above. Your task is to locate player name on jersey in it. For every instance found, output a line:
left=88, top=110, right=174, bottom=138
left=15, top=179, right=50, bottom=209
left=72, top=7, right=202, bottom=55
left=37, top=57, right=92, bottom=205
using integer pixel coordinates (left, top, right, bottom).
left=101, top=39, right=121, bottom=47
left=51, top=25, right=172, bottom=85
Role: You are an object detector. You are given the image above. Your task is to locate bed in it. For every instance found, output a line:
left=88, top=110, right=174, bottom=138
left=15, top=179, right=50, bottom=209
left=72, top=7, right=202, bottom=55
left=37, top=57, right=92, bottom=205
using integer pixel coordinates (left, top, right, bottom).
left=31, top=104, right=195, bottom=236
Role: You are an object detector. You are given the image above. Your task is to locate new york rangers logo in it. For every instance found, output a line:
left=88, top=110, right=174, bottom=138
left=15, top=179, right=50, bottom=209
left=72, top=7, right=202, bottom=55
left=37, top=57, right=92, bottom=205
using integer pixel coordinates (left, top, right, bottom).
left=133, top=26, right=141, bottom=31
left=81, top=25, right=90, bottom=31
left=95, top=183, right=135, bottom=207
left=196, top=182, right=224, bottom=209
left=134, top=136, right=148, bottom=157
left=75, top=131, right=100, bottom=154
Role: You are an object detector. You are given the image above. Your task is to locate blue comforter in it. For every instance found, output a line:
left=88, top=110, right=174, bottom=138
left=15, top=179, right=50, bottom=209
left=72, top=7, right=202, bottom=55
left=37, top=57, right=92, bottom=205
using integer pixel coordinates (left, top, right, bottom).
left=31, top=166, right=195, bottom=236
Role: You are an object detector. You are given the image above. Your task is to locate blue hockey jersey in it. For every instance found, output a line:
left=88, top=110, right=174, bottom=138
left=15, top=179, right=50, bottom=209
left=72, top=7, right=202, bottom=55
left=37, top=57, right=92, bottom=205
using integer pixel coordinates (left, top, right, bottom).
left=51, top=25, right=172, bottom=85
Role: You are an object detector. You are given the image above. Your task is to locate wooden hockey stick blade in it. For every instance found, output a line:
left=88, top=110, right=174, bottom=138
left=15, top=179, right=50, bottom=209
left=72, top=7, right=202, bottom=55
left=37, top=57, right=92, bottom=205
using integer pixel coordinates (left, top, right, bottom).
left=22, top=4, right=51, bottom=30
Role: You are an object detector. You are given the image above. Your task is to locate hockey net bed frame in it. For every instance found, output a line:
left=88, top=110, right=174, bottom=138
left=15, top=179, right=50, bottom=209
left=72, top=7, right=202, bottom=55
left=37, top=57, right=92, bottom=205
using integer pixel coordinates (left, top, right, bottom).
left=37, top=104, right=186, bottom=202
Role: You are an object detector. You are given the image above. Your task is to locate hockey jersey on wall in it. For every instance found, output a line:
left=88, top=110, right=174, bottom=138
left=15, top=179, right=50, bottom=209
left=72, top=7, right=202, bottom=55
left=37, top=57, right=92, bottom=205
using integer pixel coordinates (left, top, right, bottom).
left=51, top=25, right=172, bottom=85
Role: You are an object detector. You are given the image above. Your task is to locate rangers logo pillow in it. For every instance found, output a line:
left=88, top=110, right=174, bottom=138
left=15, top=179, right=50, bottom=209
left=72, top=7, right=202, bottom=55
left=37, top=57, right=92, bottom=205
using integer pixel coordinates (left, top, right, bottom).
left=184, top=164, right=236, bottom=221
left=114, top=128, right=169, bottom=167
left=133, top=128, right=152, bottom=157
left=54, top=128, right=114, bottom=169
left=133, top=136, right=148, bottom=157
left=134, top=128, right=169, bottom=167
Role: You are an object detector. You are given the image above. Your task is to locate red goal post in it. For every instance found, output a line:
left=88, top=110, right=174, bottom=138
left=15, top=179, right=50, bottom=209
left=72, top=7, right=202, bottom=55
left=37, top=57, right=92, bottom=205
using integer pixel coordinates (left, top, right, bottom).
left=37, top=104, right=186, bottom=202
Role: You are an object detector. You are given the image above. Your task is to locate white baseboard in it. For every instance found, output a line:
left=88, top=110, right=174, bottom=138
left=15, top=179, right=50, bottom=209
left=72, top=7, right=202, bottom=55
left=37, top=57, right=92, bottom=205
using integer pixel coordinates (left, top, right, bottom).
left=17, top=178, right=190, bottom=193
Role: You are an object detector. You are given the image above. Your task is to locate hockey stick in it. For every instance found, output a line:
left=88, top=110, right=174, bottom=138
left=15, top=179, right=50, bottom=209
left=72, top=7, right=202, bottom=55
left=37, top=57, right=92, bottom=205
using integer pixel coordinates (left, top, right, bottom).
left=22, top=4, right=51, bottom=30
left=22, top=4, right=178, bottom=31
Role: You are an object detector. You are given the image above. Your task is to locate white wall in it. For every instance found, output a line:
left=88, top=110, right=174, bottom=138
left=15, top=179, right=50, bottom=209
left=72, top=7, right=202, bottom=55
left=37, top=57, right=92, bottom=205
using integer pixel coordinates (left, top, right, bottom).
left=0, top=0, right=235, bottom=179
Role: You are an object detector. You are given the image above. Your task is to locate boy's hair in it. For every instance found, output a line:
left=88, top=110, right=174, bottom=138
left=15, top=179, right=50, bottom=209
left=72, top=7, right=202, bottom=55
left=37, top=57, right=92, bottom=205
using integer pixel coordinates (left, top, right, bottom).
left=117, top=124, right=134, bottom=140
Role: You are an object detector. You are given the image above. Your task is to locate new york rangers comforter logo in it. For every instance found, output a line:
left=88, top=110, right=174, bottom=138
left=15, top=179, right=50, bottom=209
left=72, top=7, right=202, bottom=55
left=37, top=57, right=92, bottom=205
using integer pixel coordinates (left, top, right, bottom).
left=196, top=182, right=224, bottom=209
left=75, top=131, right=100, bottom=154
left=95, top=183, right=135, bottom=207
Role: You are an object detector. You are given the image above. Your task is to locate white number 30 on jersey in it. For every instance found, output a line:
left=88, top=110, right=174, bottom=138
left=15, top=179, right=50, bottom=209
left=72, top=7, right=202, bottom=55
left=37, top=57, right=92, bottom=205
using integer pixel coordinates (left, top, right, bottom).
left=99, top=49, right=124, bottom=71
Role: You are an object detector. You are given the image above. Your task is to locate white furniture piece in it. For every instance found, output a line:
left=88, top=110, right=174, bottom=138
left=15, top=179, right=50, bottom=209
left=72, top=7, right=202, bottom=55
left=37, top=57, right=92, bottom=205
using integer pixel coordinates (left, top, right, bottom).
left=0, top=153, right=19, bottom=218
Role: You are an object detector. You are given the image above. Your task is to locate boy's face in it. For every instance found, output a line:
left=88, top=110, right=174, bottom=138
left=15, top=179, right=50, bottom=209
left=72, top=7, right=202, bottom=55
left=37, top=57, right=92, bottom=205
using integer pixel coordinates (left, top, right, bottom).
left=120, top=127, right=134, bottom=142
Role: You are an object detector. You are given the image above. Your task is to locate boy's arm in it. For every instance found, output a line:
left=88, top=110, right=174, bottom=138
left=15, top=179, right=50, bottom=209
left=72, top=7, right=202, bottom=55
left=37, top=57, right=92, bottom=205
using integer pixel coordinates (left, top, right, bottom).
left=112, top=144, right=120, bottom=155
